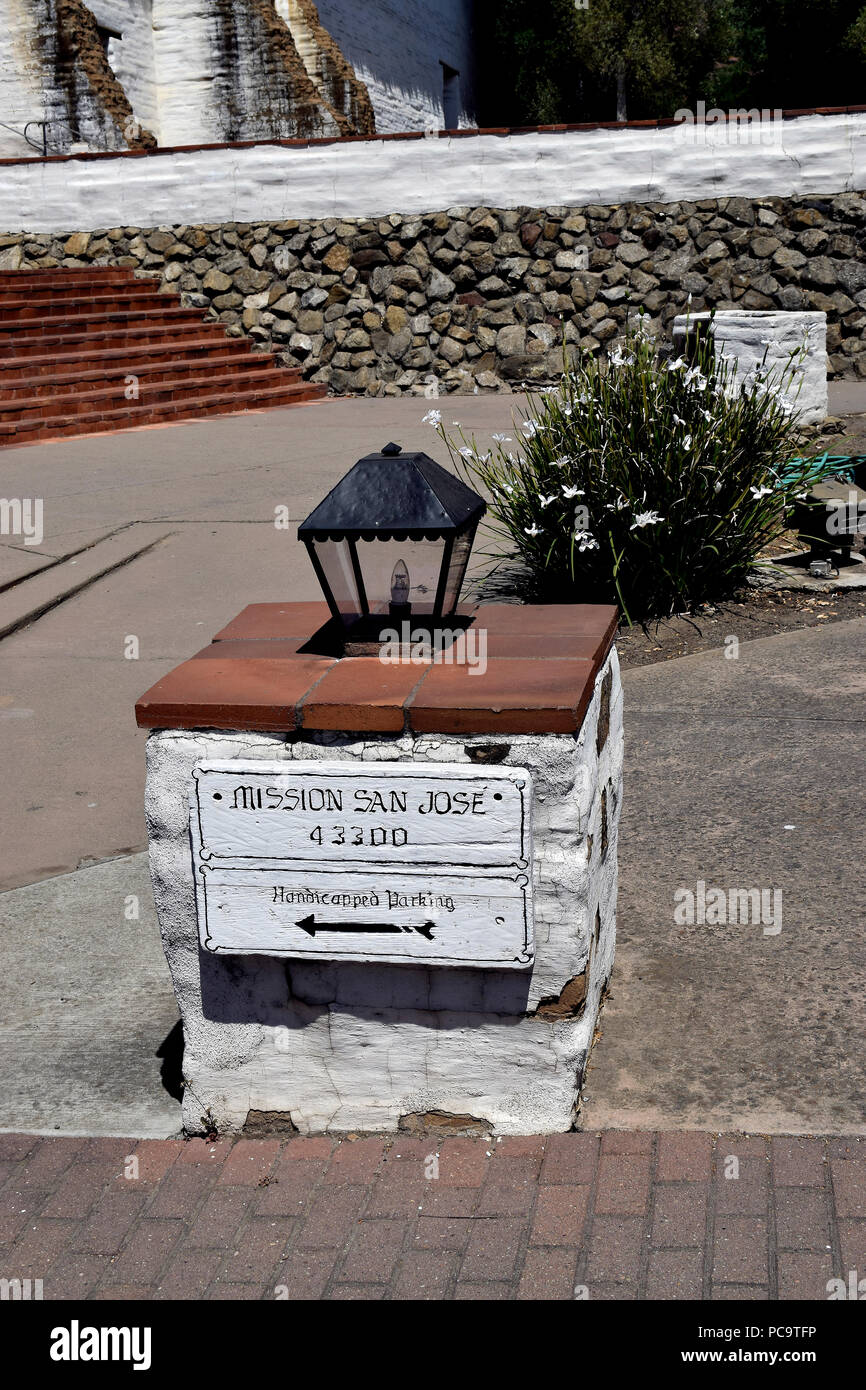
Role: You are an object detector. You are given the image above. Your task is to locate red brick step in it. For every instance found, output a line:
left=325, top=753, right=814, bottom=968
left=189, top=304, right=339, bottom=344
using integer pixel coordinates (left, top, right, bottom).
left=0, top=353, right=294, bottom=397
left=0, top=335, right=261, bottom=380
left=0, top=266, right=326, bottom=444
left=0, top=381, right=324, bottom=444
left=0, top=366, right=308, bottom=422
left=0, top=289, right=167, bottom=319
left=0, top=321, right=250, bottom=357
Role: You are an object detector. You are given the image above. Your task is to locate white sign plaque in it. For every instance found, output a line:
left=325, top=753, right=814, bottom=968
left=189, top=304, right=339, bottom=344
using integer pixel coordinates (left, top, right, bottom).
left=191, top=760, right=534, bottom=968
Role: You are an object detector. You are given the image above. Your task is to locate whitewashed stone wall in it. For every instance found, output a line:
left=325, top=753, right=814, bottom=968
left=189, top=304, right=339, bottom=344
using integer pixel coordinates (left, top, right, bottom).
left=0, top=0, right=355, bottom=154
left=0, top=0, right=43, bottom=156
left=88, top=0, right=159, bottom=138
left=0, top=0, right=132, bottom=156
left=144, top=651, right=623, bottom=1135
left=0, top=1, right=160, bottom=155
left=0, top=0, right=464, bottom=154
left=3, top=113, right=866, bottom=234
left=307, top=0, right=475, bottom=133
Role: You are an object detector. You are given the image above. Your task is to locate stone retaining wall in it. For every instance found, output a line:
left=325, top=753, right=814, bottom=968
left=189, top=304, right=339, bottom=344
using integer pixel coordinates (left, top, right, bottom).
left=3, top=190, right=865, bottom=392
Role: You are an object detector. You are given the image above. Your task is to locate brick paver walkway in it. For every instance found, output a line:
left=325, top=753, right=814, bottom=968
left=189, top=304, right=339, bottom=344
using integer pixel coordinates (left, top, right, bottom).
left=1, top=1131, right=863, bottom=1300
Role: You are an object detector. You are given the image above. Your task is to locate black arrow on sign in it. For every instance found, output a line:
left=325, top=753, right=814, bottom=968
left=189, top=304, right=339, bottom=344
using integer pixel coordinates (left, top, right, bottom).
left=296, top=915, right=435, bottom=941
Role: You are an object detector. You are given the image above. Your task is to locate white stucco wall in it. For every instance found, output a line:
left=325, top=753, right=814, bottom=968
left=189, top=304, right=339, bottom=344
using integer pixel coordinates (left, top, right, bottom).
left=1, top=112, right=864, bottom=235
left=0, top=0, right=144, bottom=155
left=673, top=309, right=829, bottom=424
left=0, top=0, right=343, bottom=155
left=147, top=0, right=339, bottom=149
left=88, top=0, right=159, bottom=139
left=0, top=0, right=472, bottom=156
left=302, top=0, right=476, bottom=132
left=0, top=0, right=44, bottom=156
left=150, top=0, right=235, bottom=147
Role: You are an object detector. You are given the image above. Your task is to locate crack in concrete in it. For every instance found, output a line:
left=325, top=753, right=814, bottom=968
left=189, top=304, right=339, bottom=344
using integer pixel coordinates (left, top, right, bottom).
left=0, top=528, right=175, bottom=641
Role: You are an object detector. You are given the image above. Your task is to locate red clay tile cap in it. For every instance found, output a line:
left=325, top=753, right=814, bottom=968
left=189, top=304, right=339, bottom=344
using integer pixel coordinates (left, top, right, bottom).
left=299, top=656, right=431, bottom=733
left=212, top=601, right=332, bottom=643
left=472, top=603, right=617, bottom=638
left=406, top=657, right=597, bottom=735
left=135, top=603, right=618, bottom=735
left=135, top=650, right=336, bottom=731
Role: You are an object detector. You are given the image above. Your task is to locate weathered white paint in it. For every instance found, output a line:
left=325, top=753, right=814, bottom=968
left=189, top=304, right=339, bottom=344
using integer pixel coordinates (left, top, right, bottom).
left=1, top=0, right=468, bottom=155
left=673, top=309, right=828, bottom=423
left=2, top=113, right=865, bottom=235
left=0, top=0, right=128, bottom=156
left=191, top=760, right=534, bottom=966
left=0, top=0, right=344, bottom=157
left=89, top=0, right=160, bottom=139
left=307, top=0, right=476, bottom=133
left=0, top=0, right=43, bottom=157
left=144, top=650, right=623, bottom=1134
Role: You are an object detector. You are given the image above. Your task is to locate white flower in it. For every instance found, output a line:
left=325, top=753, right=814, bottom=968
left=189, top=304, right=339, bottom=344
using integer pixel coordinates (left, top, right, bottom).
left=684, top=367, right=708, bottom=391
left=608, top=346, right=634, bottom=367
left=682, top=435, right=693, bottom=450
left=714, top=480, right=722, bottom=493
left=524, top=525, right=542, bottom=537
left=491, top=433, right=512, bottom=442
left=459, top=447, right=475, bottom=459
left=421, top=408, right=441, bottom=425
left=750, top=485, right=773, bottom=499
left=539, top=494, right=558, bottom=507
left=667, top=356, right=687, bottom=372
left=574, top=530, right=599, bottom=552
left=522, top=420, right=541, bottom=436
left=562, top=485, right=584, bottom=499
left=631, top=510, right=664, bottom=529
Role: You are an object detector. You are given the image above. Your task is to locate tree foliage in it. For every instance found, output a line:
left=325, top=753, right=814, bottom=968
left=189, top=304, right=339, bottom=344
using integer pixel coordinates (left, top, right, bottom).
left=475, top=0, right=866, bottom=125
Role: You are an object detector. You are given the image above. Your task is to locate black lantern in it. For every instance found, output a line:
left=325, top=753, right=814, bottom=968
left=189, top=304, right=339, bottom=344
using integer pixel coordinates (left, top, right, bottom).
left=298, top=442, right=486, bottom=633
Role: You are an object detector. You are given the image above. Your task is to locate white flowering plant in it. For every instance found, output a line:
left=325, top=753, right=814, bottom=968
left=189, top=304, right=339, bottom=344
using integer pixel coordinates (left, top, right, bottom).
left=437, top=316, right=834, bottom=621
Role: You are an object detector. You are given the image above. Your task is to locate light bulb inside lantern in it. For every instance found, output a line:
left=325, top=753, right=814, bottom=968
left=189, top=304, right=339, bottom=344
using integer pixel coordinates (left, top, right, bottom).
left=389, top=558, right=411, bottom=613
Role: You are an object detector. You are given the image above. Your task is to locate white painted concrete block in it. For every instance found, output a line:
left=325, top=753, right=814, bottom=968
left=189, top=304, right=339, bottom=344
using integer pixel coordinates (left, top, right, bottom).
left=673, top=309, right=828, bottom=423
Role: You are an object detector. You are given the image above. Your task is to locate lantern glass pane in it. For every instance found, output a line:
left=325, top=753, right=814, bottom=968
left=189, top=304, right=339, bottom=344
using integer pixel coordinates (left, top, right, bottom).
left=311, top=538, right=363, bottom=621
left=356, top=537, right=446, bottom=617
left=440, top=525, right=477, bottom=615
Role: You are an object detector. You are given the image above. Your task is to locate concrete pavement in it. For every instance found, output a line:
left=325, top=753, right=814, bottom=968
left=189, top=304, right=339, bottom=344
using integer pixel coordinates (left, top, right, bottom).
left=0, top=855, right=178, bottom=1138
left=583, top=616, right=866, bottom=1137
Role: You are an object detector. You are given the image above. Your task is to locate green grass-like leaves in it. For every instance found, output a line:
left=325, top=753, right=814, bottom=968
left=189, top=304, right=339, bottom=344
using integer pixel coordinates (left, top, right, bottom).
left=439, top=319, right=831, bottom=622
